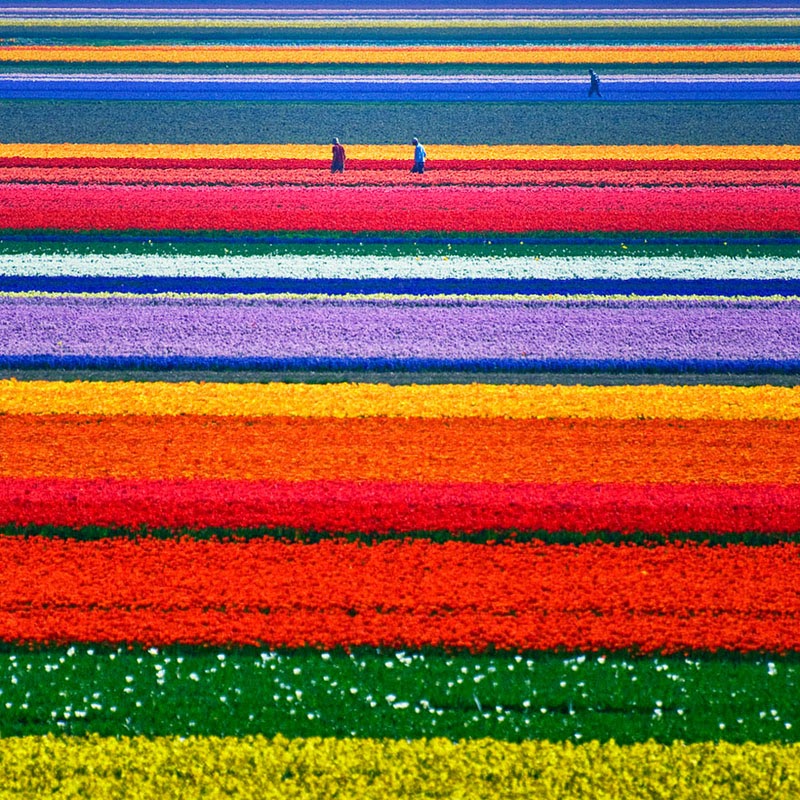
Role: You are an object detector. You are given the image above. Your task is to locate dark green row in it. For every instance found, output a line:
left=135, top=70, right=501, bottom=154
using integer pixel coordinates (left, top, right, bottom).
left=6, top=369, right=800, bottom=386
left=6, top=25, right=799, bottom=46
left=8, top=368, right=799, bottom=386
left=5, top=524, right=800, bottom=547
left=0, top=644, right=796, bottom=743
left=1, top=101, right=798, bottom=145
left=0, top=234, right=797, bottom=259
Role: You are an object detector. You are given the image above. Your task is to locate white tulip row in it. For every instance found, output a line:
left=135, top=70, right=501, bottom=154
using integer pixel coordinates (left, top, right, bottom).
left=1, top=253, right=800, bottom=280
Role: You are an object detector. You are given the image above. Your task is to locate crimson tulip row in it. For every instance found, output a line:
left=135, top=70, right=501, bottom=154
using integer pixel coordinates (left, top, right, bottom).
left=0, top=184, right=796, bottom=232
left=3, top=478, right=800, bottom=534
left=0, top=158, right=797, bottom=171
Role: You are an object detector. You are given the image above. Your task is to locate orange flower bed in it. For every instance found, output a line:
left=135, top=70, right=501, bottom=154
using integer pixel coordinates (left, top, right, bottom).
left=3, top=414, right=799, bottom=484
left=1, top=44, right=797, bottom=64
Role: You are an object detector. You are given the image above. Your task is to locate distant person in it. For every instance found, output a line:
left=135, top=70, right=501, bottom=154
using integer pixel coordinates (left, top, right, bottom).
left=411, top=137, right=427, bottom=174
left=331, top=137, right=346, bottom=173
left=588, top=69, right=601, bottom=98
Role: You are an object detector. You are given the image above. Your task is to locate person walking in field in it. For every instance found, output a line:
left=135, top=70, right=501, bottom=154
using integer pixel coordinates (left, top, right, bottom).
left=588, top=69, right=602, bottom=98
left=331, top=137, right=346, bottom=173
left=411, top=137, right=427, bottom=174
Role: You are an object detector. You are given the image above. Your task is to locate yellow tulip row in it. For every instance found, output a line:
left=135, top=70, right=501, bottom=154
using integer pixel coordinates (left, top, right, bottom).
left=1, top=735, right=798, bottom=799
left=3, top=379, right=800, bottom=420
left=0, top=142, right=797, bottom=161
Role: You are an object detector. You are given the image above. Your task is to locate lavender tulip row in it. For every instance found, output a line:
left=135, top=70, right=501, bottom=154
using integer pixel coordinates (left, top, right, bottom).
left=4, top=293, right=800, bottom=371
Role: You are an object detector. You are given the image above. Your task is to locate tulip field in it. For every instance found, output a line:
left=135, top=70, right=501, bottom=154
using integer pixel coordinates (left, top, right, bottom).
left=3, top=2, right=800, bottom=797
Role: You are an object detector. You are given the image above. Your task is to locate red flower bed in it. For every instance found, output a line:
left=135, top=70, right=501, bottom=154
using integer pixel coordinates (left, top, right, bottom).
left=0, top=157, right=797, bottom=171
left=0, top=538, right=798, bottom=652
left=0, top=184, right=796, bottom=231
left=3, top=478, right=800, bottom=534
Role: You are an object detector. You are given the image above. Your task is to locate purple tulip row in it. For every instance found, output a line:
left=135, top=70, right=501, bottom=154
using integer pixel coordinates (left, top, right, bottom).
left=4, top=294, right=800, bottom=363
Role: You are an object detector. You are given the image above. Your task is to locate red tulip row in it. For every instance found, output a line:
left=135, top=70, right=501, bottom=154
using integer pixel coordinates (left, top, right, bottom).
left=3, top=477, right=800, bottom=534
left=0, top=184, right=796, bottom=231
left=0, top=157, right=797, bottom=171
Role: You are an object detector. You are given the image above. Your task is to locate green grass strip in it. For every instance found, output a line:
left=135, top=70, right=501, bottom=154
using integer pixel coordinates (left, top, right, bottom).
left=0, top=644, right=796, bottom=743
left=5, top=523, right=800, bottom=547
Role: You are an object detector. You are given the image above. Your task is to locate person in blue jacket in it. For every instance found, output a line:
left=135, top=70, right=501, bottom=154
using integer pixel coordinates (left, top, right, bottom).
left=411, top=138, right=427, bottom=174
left=588, top=69, right=602, bottom=98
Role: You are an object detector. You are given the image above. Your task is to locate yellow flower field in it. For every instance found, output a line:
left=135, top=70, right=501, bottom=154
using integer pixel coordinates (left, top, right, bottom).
left=0, top=736, right=797, bottom=800
left=3, top=379, right=800, bottom=420
left=1, top=142, right=799, bottom=161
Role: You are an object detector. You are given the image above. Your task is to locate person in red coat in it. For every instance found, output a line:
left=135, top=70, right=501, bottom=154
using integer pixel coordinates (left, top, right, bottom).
left=331, top=138, right=346, bottom=173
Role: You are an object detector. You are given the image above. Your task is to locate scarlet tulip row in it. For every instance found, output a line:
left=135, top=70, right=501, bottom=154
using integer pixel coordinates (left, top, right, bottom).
left=0, top=538, right=797, bottom=651
left=0, top=184, right=797, bottom=232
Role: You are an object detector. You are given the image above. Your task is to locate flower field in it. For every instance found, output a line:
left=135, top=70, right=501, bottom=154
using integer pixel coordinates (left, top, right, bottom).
left=3, top=2, right=800, bottom=797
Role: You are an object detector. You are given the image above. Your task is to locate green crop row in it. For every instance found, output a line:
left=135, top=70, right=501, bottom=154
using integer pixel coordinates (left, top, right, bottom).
left=0, top=644, right=796, bottom=743
left=0, top=232, right=796, bottom=259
